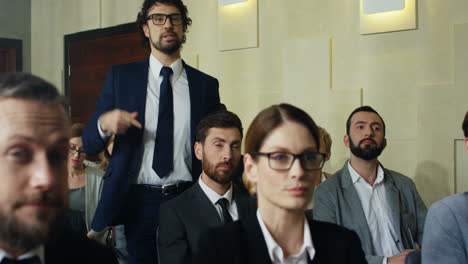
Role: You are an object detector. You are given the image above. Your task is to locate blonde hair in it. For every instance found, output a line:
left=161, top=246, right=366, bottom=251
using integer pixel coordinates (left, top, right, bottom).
left=317, top=126, right=332, bottom=155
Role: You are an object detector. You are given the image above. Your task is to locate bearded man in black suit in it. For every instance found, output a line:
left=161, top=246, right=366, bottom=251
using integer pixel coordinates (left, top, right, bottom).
left=0, top=73, right=116, bottom=264
left=158, top=110, right=256, bottom=264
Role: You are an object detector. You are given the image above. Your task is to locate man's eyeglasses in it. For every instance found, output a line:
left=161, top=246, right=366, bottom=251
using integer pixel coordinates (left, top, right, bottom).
left=251, top=152, right=326, bottom=171
left=146, top=13, right=183, bottom=26
left=69, top=146, right=86, bottom=156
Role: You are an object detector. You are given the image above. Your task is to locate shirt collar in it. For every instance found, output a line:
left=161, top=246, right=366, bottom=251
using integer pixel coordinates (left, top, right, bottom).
left=257, top=210, right=315, bottom=262
left=149, top=55, right=183, bottom=82
left=198, top=175, right=233, bottom=206
left=347, top=160, right=385, bottom=186
left=0, top=245, right=44, bottom=263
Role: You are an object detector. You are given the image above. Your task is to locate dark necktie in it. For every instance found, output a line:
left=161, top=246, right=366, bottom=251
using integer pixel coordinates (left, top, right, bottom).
left=153, top=66, right=174, bottom=178
left=217, top=198, right=233, bottom=224
left=1, top=256, right=41, bottom=264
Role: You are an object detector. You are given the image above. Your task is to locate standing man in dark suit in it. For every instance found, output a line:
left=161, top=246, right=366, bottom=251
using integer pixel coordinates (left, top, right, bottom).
left=158, top=111, right=256, bottom=264
left=82, top=0, right=221, bottom=263
left=313, top=106, right=427, bottom=264
left=0, top=73, right=116, bottom=264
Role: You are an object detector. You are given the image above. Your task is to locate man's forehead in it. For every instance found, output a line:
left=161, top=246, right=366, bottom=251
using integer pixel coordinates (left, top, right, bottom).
left=206, top=127, right=242, bottom=140
left=0, top=98, right=70, bottom=138
left=351, top=111, right=383, bottom=125
left=150, top=2, right=180, bottom=13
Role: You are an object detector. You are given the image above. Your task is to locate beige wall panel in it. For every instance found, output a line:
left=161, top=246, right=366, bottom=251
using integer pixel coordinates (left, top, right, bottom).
left=101, top=0, right=143, bottom=28
left=31, top=0, right=100, bottom=92
left=217, top=0, right=258, bottom=51
left=415, top=84, right=457, bottom=205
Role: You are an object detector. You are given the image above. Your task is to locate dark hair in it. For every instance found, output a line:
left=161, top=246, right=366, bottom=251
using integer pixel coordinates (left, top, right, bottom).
left=196, top=110, right=243, bottom=143
left=71, top=123, right=86, bottom=138
left=346, top=105, right=386, bottom=135
left=244, top=103, right=320, bottom=155
left=136, top=0, right=192, bottom=51
left=0, top=72, right=68, bottom=112
left=463, top=111, right=468, bottom=138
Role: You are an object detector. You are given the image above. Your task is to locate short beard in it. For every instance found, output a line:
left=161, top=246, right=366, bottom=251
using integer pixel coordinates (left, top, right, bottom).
left=349, top=137, right=384, bottom=161
left=152, top=30, right=185, bottom=55
left=202, top=155, right=236, bottom=185
left=0, top=192, right=65, bottom=252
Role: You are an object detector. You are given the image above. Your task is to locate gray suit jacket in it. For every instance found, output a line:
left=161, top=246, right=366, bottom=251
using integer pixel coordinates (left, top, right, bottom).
left=312, top=161, right=427, bottom=264
left=158, top=181, right=256, bottom=264
left=422, top=192, right=468, bottom=264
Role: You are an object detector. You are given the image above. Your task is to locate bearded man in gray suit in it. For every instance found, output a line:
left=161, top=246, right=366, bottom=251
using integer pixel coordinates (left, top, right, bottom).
left=313, top=106, right=427, bottom=264
left=422, top=111, right=468, bottom=264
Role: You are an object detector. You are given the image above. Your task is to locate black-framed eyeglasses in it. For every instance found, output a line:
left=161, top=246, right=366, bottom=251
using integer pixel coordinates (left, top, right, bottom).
left=69, top=146, right=86, bottom=156
left=251, top=152, right=326, bottom=171
left=146, top=13, right=183, bottom=25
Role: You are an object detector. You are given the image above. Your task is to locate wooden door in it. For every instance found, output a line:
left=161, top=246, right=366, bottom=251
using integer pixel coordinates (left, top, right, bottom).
left=0, top=38, right=22, bottom=73
left=65, top=23, right=149, bottom=124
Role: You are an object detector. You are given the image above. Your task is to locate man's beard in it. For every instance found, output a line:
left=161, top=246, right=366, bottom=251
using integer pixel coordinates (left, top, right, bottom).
left=203, top=154, right=237, bottom=185
left=151, top=30, right=185, bottom=55
left=0, top=192, right=66, bottom=252
left=349, top=137, right=384, bottom=161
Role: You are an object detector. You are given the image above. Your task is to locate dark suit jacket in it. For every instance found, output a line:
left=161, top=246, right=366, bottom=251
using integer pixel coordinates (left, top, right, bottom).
left=158, top=182, right=256, bottom=264
left=194, top=213, right=367, bottom=264
left=82, top=58, right=220, bottom=231
left=45, top=227, right=117, bottom=264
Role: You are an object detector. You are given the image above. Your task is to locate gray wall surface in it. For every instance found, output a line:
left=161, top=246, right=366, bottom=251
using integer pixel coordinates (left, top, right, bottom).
left=0, top=0, right=31, bottom=72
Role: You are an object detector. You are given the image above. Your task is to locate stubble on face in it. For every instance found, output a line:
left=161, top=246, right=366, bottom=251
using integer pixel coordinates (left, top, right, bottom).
left=150, top=29, right=185, bottom=55
left=349, top=137, right=384, bottom=161
left=0, top=191, right=66, bottom=252
left=202, top=151, right=237, bottom=185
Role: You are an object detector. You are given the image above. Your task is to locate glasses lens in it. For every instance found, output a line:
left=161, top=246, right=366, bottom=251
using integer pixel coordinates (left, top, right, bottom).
left=152, top=14, right=167, bottom=25
left=301, top=153, right=324, bottom=170
left=268, top=152, right=293, bottom=170
left=170, top=14, right=183, bottom=25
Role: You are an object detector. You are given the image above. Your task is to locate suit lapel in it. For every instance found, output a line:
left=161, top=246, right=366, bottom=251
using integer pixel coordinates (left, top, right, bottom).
left=191, top=182, right=223, bottom=226
left=339, top=163, right=374, bottom=253
left=233, top=187, right=255, bottom=219
left=383, top=168, right=402, bottom=245
left=183, top=62, right=201, bottom=147
left=243, top=216, right=271, bottom=263
left=130, top=58, right=149, bottom=127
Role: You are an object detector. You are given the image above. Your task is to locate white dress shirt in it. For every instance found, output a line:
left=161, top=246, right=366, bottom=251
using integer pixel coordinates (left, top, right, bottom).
left=348, top=162, right=403, bottom=264
left=198, top=176, right=239, bottom=222
left=0, top=246, right=44, bottom=263
left=257, top=210, right=315, bottom=264
left=99, top=55, right=192, bottom=185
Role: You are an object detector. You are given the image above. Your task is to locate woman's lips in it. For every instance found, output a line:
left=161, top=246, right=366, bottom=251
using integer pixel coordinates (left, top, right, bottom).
left=287, top=186, right=307, bottom=196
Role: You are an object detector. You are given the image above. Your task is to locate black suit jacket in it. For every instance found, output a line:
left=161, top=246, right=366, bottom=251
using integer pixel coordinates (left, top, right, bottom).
left=82, top=58, right=220, bottom=231
left=194, top=213, right=367, bottom=264
left=158, top=182, right=256, bottom=264
left=45, top=227, right=117, bottom=264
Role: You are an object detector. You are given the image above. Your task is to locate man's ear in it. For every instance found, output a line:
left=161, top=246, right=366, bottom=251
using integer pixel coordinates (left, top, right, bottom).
left=382, top=138, right=387, bottom=150
left=143, top=24, right=150, bottom=38
left=343, top=135, right=350, bottom=148
left=244, top=154, right=258, bottom=183
left=194, top=141, right=203, bottom=161
left=325, top=152, right=331, bottom=161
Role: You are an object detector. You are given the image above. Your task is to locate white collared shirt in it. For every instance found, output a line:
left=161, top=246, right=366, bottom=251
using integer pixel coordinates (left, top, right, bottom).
left=0, top=246, right=44, bottom=263
left=347, top=161, right=403, bottom=264
left=99, top=55, right=192, bottom=185
left=198, top=176, right=238, bottom=222
left=257, top=210, right=315, bottom=264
